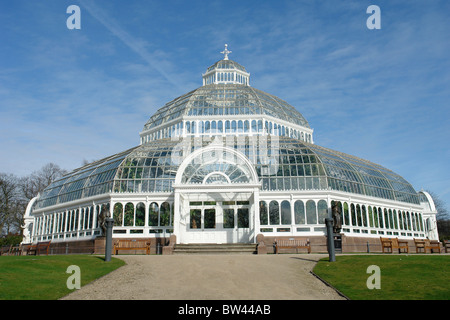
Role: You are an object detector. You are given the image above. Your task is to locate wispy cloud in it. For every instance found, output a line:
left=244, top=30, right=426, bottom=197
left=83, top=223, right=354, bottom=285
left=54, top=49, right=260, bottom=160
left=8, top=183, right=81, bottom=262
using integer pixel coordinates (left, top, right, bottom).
left=78, top=0, right=183, bottom=91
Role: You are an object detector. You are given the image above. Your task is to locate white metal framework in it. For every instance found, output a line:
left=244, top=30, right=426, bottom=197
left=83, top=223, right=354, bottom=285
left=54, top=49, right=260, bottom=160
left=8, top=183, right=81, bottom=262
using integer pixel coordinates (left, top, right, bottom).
left=22, top=46, right=439, bottom=245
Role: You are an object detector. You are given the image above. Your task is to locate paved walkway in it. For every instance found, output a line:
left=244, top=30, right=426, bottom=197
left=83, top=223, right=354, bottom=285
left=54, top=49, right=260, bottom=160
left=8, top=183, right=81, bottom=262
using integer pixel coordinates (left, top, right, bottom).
left=62, top=254, right=345, bottom=300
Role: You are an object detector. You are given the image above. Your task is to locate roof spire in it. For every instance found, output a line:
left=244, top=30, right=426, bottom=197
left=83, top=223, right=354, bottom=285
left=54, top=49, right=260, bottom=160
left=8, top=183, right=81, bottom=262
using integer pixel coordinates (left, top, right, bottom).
left=221, top=44, right=232, bottom=60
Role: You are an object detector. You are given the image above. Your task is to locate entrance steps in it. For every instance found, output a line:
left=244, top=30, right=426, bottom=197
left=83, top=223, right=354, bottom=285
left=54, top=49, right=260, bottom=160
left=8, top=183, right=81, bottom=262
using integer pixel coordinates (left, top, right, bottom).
left=173, top=243, right=257, bottom=255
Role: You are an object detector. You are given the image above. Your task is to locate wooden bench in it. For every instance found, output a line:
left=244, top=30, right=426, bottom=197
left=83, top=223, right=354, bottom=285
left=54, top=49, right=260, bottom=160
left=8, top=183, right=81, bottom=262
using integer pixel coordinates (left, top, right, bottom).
left=445, top=240, right=450, bottom=253
left=27, top=241, right=51, bottom=256
left=380, top=237, right=409, bottom=253
left=0, top=245, right=12, bottom=256
left=274, top=238, right=311, bottom=254
left=414, top=238, right=441, bottom=253
left=9, top=245, right=22, bottom=256
left=113, top=239, right=151, bottom=255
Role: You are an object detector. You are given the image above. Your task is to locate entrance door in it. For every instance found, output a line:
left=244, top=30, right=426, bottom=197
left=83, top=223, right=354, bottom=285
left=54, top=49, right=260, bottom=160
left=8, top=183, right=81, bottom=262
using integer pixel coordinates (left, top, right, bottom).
left=185, top=200, right=252, bottom=244
left=222, top=201, right=251, bottom=243
left=188, top=202, right=219, bottom=243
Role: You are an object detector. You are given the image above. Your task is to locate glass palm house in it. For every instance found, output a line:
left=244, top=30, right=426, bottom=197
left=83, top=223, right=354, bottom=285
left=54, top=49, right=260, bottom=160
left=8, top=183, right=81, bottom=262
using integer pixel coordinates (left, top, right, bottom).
left=22, top=45, right=439, bottom=252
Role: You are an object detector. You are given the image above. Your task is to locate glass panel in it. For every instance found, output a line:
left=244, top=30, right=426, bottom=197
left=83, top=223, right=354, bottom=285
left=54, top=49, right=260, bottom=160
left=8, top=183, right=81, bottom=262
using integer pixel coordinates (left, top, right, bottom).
left=160, top=202, right=170, bottom=226
left=269, top=201, right=279, bottom=225
left=294, top=200, right=305, bottom=224
left=224, top=209, right=235, bottom=228
left=351, top=204, right=357, bottom=226
left=306, top=200, right=316, bottom=224
left=204, top=209, right=216, bottom=229
left=356, top=204, right=362, bottom=227
left=124, top=202, right=134, bottom=227
left=317, top=200, right=328, bottom=224
left=378, top=208, right=384, bottom=228
left=136, top=202, right=145, bottom=226
left=281, top=200, right=291, bottom=225
left=149, top=202, right=159, bottom=226
left=238, top=208, right=249, bottom=228
left=259, top=201, right=268, bottom=225
left=190, top=209, right=201, bottom=229
left=113, top=203, right=123, bottom=227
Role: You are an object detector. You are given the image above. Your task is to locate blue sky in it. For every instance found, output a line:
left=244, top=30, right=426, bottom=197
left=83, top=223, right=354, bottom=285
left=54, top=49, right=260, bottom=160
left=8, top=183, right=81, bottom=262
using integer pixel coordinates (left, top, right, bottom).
left=1, top=1, right=449, bottom=208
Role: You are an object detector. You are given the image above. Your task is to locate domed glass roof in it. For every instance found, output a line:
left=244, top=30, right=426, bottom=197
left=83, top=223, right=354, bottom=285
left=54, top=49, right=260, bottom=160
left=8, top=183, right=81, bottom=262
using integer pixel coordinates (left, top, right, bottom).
left=143, top=84, right=311, bottom=131
left=205, top=59, right=247, bottom=73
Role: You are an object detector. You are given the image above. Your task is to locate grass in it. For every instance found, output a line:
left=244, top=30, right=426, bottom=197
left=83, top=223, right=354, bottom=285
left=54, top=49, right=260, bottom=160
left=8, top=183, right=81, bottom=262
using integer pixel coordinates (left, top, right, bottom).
left=0, top=255, right=125, bottom=300
left=313, top=255, right=450, bottom=300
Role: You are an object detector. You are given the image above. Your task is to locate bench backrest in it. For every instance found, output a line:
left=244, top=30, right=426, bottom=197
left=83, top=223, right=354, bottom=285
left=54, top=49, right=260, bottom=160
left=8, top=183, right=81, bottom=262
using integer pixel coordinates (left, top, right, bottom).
left=276, top=238, right=309, bottom=246
left=115, top=240, right=150, bottom=248
left=37, top=241, right=51, bottom=248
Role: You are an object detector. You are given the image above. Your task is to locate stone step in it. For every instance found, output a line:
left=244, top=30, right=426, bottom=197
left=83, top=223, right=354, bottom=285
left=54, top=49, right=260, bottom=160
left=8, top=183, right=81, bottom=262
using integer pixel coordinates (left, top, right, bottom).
left=173, top=243, right=257, bottom=255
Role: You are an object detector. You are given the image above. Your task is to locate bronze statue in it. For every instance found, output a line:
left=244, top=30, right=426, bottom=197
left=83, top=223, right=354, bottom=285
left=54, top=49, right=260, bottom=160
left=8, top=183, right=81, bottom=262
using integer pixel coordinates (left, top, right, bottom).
left=98, top=205, right=109, bottom=235
left=332, top=201, right=342, bottom=234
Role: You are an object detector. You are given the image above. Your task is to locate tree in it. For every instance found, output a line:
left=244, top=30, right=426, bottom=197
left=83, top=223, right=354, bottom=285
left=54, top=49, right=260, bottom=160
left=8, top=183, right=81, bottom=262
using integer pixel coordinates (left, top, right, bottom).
left=427, top=190, right=450, bottom=241
left=0, top=163, right=68, bottom=237
left=0, top=173, right=25, bottom=235
left=20, top=163, right=67, bottom=201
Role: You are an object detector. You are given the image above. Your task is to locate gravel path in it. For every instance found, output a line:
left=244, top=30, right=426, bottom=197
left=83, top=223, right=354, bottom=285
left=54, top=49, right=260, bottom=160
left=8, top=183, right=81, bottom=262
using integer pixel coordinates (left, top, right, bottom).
left=61, top=254, right=345, bottom=300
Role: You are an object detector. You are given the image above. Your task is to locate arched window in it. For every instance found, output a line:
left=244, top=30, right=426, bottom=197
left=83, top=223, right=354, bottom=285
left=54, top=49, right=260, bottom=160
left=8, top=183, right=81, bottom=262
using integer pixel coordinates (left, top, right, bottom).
left=238, top=120, right=243, bottom=133
left=225, top=120, right=230, bottom=133
left=343, top=202, right=349, bottom=226
left=251, top=120, right=257, bottom=132
left=160, top=202, right=171, bottom=226
left=294, top=200, right=305, bottom=224
left=136, top=202, right=145, bottom=226
left=244, top=120, right=249, bottom=133
left=231, top=120, right=237, bottom=133
left=186, top=121, right=191, bottom=134
left=406, top=212, right=411, bottom=230
left=124, top=202, right=134, bottom=227
left=306, top=200, right=317, bottom=224
left=61, top=212, right=66, bottom=232
left=388, top=209, right=393, bottom=229
left=399, top=211, right=404, bottom=230
left=373, top=206, right=379, bottom=228
left=356, top=204, right=362, bottom=226
left=362, top=205, right=367, bottom=227
left=368, top=206, right=374, bottom=227
left=317, top=200, right=328, bottom=224
left=351, top=204, right=357, bottom=226
left=258, top=120, right=263, bottom=133
left=384, top=209, right=389, bottom=229
left=393, top=210, right=398, bottom=229
left=378, top=208, right=384, bottom=228
left=281, top=200, right=291, bottom=225
left=269, top=200, right=279, bottom=225
left=211, top=121, right=216, bottom=133
left=149, top=202, right=159, bottom=226
left=218, top=120, right=223, bottom=133
left=74, top=209, right=79, bottom=231
left=259, top=201, right=268, bottom=225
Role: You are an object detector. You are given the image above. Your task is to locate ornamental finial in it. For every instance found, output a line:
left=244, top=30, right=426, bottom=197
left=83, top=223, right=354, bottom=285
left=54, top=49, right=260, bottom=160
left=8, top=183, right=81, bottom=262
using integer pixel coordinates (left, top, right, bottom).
left=221, top=44, right=232, bottom=60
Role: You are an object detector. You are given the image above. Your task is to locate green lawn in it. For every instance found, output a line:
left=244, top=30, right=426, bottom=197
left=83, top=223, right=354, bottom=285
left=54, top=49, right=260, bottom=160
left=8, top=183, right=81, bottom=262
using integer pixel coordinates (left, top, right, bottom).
left=0, top=255, right=125, bottom=300
left=313, top=255, right=450, bottom=300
